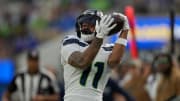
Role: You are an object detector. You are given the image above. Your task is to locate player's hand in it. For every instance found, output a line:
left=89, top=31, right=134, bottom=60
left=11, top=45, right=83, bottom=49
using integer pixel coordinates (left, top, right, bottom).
left=95, top=15, right=117, bottom=39
left=113, top=12, right=129, bottom=30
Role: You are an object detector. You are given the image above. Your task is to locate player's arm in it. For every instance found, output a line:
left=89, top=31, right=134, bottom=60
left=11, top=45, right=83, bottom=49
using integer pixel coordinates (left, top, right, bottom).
left=108, top=13, right=129, bottom=68
left=68, top=37, right=102, bottom=69
left=67, top=15, right=116, bottom=69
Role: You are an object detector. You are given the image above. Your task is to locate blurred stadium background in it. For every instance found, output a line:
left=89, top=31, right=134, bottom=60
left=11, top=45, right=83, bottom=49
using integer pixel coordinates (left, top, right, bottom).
left=0, top=0, right=180, bottom=100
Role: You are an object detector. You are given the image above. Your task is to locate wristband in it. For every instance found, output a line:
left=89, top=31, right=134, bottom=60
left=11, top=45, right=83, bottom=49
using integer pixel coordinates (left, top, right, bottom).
left=115, top=38, right=128, bottom=46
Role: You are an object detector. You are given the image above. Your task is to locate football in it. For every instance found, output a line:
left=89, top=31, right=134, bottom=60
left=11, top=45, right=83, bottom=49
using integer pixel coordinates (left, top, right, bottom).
left=108, top=14, right=124, bottom=36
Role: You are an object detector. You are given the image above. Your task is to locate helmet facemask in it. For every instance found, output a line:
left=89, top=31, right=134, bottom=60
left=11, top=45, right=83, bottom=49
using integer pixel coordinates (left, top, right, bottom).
left=76, top=9, right=103, bottom=43
left=78, top=15, right=96, bottom=42
left=80, top=32, right=95, bottom=43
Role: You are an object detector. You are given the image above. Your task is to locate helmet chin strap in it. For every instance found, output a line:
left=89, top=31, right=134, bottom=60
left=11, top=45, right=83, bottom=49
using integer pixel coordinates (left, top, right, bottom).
left=81, top=33, right=95, bottom=42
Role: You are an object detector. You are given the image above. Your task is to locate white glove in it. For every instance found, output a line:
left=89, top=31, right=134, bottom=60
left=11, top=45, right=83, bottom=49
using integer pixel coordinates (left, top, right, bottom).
left=113, top=12, right=130, bottom=30
left=95, top=15, right=117, bottom=39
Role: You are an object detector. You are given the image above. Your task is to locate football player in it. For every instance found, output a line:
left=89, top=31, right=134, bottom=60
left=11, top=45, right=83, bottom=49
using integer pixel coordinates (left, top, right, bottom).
left=60, top=9, right=129, bottom=101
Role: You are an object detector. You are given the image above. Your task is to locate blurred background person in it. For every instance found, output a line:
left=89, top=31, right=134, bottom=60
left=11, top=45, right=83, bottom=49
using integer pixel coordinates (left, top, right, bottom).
left=177, top=55, right=180, bottom=68
left=103, top=78, right=135, bottom=101
left=144, top=56, right=160, bottom=101
left=121, top=59, right=151, bottom=101
left=115, top=62, right=135, bottom=87
left=2, top=49, right=59, bottom=101
left=103, top=63, right=136, bottom=101
left=154, top=53, right=180, bottom=101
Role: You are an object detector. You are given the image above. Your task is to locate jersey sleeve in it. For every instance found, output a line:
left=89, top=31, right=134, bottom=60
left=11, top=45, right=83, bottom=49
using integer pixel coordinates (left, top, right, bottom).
left=61, top=35, right=88, bottom=62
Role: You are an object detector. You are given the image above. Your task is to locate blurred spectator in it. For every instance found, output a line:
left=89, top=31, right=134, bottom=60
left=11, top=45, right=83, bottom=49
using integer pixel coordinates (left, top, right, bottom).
left=14, top=2, right=31, bottom=37
left=0, top=11, right=14, bottom=39
left=154, top=53, right=180, bottom=101
left=178, top=55, right=180, bottom=68
left=0, top=38, right=13, bottom=58
left=115, top=62, right=133, bottom=86
left=103, top=78, right=135, bottom=101
left=133, top=0, right=149, bottom=14
left=14, top=33, right=38, bottom=53
left=2, top=49, right=59, bottom=101
left=48, top=2, right=80, bottom=32
left=0, top=11, right=14, bottom=58
left=145, top=57, right=160, bottom=101
left=87, top=0, right=113, bottom=12
left=29, top=7, right=48, bottom=31
left=122, top=59, right=151, bottom=101
left=103, top=63, right=135, bottom=101
left=13, top=4, right=39, bottom=53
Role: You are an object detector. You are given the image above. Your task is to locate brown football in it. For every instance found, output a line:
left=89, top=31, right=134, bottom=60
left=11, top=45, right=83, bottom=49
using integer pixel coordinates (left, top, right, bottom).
left=108, top=14, right=124, bottom=36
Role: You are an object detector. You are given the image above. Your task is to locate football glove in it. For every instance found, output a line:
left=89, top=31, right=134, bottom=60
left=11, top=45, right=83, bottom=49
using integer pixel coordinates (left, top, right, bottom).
left=95, top=15, right=117, bottom=39
left=112, top=12, right=129, bottom=30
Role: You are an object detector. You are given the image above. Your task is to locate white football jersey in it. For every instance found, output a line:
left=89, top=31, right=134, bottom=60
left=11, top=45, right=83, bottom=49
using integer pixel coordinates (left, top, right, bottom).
left=61, top=35, right=113, bottom=101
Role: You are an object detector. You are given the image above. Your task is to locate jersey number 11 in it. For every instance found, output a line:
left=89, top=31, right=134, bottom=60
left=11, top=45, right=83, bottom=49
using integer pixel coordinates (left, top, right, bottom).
left=80, top=62, right=104, bottom=89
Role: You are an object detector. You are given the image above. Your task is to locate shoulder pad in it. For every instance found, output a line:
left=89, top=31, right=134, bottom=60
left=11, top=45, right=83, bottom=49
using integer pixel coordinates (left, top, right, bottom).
left=62, top=35, right=88, bottom=47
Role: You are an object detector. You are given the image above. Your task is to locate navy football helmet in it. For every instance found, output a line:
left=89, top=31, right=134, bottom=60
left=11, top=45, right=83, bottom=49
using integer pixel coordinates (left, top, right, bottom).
left=75, top=9, right=103, bottom=42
